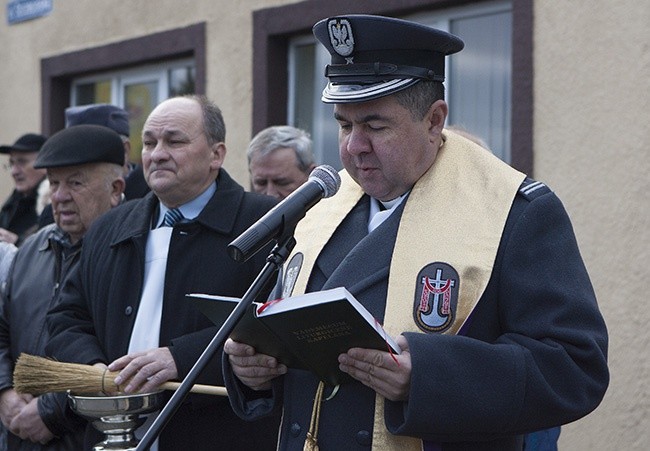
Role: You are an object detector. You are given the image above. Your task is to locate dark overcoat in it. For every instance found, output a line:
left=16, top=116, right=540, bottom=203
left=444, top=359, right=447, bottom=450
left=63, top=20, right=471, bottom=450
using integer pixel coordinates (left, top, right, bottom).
left=0, top=224, right=85, bottom=450
left=46, top=169, right=281, bottom=451
left=225, top=180, right=609, bottom=451
left=0, top=188, right=40, bottom=245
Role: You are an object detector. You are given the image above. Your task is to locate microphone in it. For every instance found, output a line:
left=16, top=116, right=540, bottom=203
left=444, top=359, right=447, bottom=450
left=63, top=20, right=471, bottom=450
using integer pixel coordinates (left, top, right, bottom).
left=228, top=165, right=341, bottom=262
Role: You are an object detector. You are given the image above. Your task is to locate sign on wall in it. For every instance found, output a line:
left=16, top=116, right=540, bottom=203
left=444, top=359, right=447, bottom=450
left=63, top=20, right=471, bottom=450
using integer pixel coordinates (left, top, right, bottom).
left=7, top=0, right=52, bottom=25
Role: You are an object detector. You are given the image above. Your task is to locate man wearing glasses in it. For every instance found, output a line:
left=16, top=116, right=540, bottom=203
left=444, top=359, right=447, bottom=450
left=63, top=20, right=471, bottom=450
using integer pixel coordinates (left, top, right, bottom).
left=0, top=134, right=47, bottom=246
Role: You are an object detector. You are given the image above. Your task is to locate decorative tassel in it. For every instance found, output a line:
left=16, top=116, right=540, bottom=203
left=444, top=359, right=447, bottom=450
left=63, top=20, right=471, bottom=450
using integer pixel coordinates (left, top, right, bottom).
left=303, top=381, right=325, bottom=451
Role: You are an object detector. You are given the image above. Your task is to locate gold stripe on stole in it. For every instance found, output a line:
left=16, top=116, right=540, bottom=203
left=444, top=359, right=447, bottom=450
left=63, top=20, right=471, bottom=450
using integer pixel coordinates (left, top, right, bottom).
left=374, top=131, right=524, bottom=450
left=288, top=130, right=525, bottom=450
left=287, top=170, right=364, bottom=298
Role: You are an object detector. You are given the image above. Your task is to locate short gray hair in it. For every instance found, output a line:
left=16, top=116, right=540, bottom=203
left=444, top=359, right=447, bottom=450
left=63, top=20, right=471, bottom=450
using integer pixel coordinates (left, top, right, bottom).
left=94, top=162, right=125, bottom=191
left=394, top=80, right=445, bottom=120
left=247, top=126, right=314, bottom=172
left=182, top=94, right=226, bottom=144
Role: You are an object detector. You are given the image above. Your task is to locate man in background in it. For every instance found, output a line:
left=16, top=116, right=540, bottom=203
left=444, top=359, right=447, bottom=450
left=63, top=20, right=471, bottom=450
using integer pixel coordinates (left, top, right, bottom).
left=0, top=124, right=126, bottom=450
left=38, top=104, right=150, bottom=228
left=65, top=103, right=150, bottom=200
left=0, top=134, right=47, bottom=245
left=46, top=95, right=280, bottom=450
left=247, top=125, right=316, bottom=199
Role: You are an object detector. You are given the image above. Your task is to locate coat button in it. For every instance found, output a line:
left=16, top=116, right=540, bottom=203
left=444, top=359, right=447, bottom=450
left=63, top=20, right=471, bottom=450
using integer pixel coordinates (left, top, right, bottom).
left=124, top=306, right=133, bottom=316
left=290, top=422, right=301, bottom=437
left=356, top=430, right=371, bottom=446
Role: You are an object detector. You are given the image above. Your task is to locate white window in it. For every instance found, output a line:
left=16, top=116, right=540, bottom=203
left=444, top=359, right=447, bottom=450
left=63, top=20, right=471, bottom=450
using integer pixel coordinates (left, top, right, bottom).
left=287, top=1, right=512, bottom=167
left=70, top=59, right=195, bottom=162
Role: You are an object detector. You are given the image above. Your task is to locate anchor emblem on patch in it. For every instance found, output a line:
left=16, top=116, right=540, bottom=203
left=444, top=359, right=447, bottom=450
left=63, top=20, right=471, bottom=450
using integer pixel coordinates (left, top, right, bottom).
left=413, top=262, right=459, bottom=333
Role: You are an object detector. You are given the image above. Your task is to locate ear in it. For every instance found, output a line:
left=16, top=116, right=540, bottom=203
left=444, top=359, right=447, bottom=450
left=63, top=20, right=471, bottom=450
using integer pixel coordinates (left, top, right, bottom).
left=110, top=177, right=126, bottom=207
left=426, top=100, right=448, bottom=137
left=209, top=142, right=227, bottom=171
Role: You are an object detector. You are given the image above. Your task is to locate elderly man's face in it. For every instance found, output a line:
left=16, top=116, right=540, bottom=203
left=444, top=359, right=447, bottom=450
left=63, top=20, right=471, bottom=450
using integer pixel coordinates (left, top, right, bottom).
left=249, top=147, right=312, bottom=200
left=8, top=151, right=45, bottom=194
left=334, top=95, right=446, bottom=202
left=141, top=97, right=225, bottom=208
left=48, top=163, right=123, bottom=244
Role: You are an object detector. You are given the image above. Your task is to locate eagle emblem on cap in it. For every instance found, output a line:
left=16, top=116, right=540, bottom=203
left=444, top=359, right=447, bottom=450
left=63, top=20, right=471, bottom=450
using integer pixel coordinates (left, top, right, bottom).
left=328, top=18, right=354, bottom=58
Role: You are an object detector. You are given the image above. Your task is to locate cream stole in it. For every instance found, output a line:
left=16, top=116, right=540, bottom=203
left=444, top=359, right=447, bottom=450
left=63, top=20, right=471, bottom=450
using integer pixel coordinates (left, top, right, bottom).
left=287, top=130, right=525, bottom=450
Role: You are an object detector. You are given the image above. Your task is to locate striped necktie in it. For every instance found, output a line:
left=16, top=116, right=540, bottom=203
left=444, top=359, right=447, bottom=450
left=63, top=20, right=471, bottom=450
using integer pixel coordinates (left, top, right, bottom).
left=161, top=208, right=184, bottom=227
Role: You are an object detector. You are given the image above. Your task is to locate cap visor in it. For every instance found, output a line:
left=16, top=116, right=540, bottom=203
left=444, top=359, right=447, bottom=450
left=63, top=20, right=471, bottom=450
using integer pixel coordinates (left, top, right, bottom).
left=0, top=145, right=37, bottom=154
left=321, top=78, right=419, bottom=103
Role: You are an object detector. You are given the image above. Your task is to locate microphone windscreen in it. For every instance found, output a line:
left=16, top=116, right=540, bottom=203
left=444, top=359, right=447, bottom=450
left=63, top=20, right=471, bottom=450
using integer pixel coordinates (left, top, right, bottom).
left=309, top=165, right=341, bottom=198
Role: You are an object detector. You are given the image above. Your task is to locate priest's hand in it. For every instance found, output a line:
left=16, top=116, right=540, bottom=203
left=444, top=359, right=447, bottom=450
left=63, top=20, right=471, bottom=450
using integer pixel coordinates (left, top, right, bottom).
left=224, top=338, right=287, bottom=391
left=338, top=335, right=411, bottom=401
left=109, top=347, right=178, bottom=394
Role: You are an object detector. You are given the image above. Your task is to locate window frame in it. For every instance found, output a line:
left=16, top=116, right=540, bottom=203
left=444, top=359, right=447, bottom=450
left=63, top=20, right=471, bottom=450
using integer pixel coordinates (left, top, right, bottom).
left=252, top=0, right=533, bottom=174
left=70, top=58, right=194, bottom=108
left=287, top=1, right=514, bottom=167
left=40, top=23, right=206, bottom=137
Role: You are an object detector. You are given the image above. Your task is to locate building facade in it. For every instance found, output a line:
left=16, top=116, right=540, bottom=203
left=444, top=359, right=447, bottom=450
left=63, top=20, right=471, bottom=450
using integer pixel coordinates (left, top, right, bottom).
left=1, top=0, right=647, bottom=449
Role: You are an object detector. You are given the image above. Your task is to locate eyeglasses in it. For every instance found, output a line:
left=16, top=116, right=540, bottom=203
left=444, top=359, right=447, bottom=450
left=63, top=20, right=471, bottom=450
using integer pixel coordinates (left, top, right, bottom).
left=3, top=157, right=36, bottom=171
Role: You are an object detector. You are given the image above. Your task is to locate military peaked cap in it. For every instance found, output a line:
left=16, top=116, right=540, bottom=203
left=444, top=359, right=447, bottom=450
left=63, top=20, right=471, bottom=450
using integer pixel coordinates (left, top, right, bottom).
left=313, top=14, right=464, bottom=103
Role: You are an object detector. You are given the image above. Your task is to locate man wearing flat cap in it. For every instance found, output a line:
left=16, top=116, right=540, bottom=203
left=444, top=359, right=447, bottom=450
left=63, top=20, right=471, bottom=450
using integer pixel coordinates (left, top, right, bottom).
left=0, top=124, right=126, bottom=450
left=225, top=14, right=609, bottom=451
left=38, top=104, right=151, bottom=229
left=0, top=133, right=48, bottom=245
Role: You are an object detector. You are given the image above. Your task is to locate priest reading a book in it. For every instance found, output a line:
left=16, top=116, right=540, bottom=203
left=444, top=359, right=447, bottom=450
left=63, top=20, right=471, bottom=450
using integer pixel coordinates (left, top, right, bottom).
left=222, top=14, right=609, bottom=451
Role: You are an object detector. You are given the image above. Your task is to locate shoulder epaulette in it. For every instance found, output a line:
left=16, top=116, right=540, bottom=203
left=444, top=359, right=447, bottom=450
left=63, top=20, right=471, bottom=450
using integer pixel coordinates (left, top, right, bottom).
left=518, top=178, right=550, bottom=201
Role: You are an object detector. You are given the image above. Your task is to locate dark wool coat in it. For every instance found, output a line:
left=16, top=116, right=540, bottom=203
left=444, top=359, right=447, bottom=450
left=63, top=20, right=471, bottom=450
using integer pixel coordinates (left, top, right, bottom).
left=46, top=170, right=281, bottom=451
left=224, top=180, right=609, bottom=451
left=0, top=187, right=41, bottom=245
left=0, top=224, right=85, bottom=450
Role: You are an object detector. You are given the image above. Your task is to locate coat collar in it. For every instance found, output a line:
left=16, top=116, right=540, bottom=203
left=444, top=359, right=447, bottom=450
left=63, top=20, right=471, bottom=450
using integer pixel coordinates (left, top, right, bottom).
left=110, top=169, right=245, bottom=245
left=321, top=197, right=405, bottom=297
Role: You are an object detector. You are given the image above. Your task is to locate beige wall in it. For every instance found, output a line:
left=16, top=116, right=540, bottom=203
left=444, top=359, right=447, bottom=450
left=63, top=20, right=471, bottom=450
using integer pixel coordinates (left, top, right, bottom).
left=0, top=1, right=647, bottom=449
left=534, top=2, right=649, bottom=449
left=0, top=0, right=303, bottom=196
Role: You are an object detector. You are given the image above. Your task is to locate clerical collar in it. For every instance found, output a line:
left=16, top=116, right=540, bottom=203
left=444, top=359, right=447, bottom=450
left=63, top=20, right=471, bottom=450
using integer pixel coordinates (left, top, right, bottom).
left=368, top=191, right=409, bottom=233
left=371, top=191, right=409, bottom=213
left=155, top=181, right=217, bottom=228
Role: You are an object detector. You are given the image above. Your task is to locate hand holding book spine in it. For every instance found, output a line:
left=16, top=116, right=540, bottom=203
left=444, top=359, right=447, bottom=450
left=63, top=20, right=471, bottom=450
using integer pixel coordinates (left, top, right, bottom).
left=189, top=287, right=400, bottom=386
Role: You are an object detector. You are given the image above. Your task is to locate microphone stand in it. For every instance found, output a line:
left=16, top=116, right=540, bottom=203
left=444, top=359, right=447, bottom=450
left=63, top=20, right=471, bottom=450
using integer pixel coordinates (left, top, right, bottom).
left=136, top=234, right=296, bottom=450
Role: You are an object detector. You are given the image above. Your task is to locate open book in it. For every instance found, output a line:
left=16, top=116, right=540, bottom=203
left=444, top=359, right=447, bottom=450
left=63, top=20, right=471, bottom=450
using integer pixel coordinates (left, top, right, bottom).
left=187, top=287, right=401, bottom=386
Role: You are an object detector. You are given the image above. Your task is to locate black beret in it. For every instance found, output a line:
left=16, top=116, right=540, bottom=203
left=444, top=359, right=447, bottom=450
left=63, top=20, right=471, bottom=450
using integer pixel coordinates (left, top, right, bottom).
left=313, top=15, right=464, bottom=103
left=0, top=133, right=47, bottom=154
left=66, top=104, right=130, bottom=137
left=34, top=124, right=125, bottom=169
